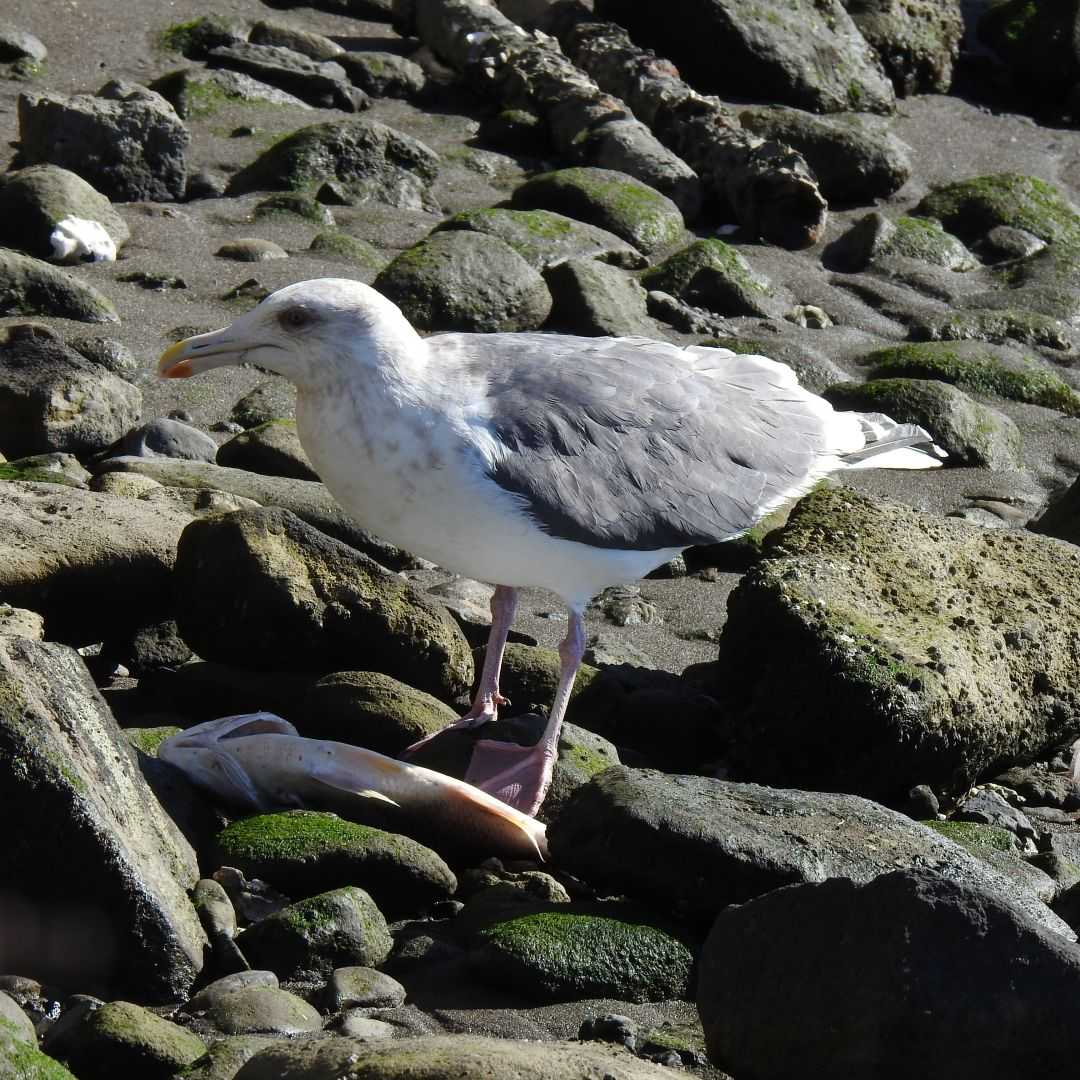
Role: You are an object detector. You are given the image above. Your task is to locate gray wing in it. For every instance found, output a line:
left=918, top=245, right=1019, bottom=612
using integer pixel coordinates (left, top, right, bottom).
left=434, top=333, right=845, bottom=550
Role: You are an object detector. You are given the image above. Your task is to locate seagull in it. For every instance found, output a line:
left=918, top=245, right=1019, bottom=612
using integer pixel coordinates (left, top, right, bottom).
left=159, top=278, right=944, bottom=817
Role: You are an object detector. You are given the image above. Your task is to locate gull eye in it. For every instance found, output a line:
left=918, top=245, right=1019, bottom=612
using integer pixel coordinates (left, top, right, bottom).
left=279, top=306, right=312, bottom=330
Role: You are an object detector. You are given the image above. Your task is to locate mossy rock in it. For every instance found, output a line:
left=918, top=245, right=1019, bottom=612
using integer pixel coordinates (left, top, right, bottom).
left=824, top=378, right=1022, bottom=469
left=471, top=910, right=694, bottom=1003
left=911, top=308, right=1073, bottom=351
left=0, top=453, right=90, bottom=487
left=216, top=810, right=456, bottom=917
left=158, top=15, right=245, bottom=58
left=0, top=1018, right=76, bottom=1080
left=510, top=166, right=687, bottom=256
left=0, top=250, right=118, bottom=323
left=64, top=1001, right=206, bottom=1080
left=253, top=192, right=333, bottom=225
left=124, top=726, right=183, bottom=756
left=307, top=231, right=385, bottom=269
left=858, top=341, right=1080, bottom=416
left=921, top=819, right=1016, bottom=854
left=640, top=238, right=781, bottom=317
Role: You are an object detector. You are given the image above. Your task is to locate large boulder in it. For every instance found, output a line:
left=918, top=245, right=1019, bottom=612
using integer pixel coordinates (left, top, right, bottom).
left=716, top=487, right=1080, bottom=800
left=0, top=251, right=118, bottom=322
left=17, top=82, right=189, bottom=202
left=0, top=637, right=205, bottom=1001
left=173, top=507, right=473, bottom=699
left=698, top=868, right=1080, bottom=1079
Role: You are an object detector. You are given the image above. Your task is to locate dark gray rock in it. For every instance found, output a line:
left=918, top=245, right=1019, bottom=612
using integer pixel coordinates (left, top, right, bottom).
left=510, top=167, right=687, bottom=256
left=238, top=887, right=392, bottom=980
left=698, top=868, right=1080, bottom=1079
left=158, top=14, right=247, bottom=60
left=324, top=966, right=406, bottom=1011
left=208, top=43, right=368, bottom=112
left=544, top=258, right=654, bottom=337
left=69, top=336, right=138, bottom=379
left=717, top=487, right=1080, bottom=801
left=198, top=986, right=323, bottom=1036
left=173, top=507, right=472, bottom=698
left=150, top=67, right=312, bottom=119
left=0, top=24, right=46, bottom=64
left=216, top=238, right=289, bottom=262
left=738, top=107, right=912, bottom=203
left=17, top=82, right=189, bottom=202
left=216, top=420, right=317, bottom=480
left=249, top=20, right=344, bottom=61
left=0, top=250, right=118, bottom=322
left=109, top=418, right=219, bottom=463
left=827, top=211, right=978, bottom=272
left=374, top=231, right=552, bottom=332
left=993, top=764, right=1080, bottom=811
left=594, top=0, right=895, bottom=114
left=955, top=788, right=1037, bottom=844
left=183, top=971, right=279, bottom=1015
left=338, top=50, right=427, bottom=100
left=227, top=117, right=440, bottom=213
left=548, top=767, right=1072, bottom=935
left=0, top=164, right=128, bottom=262
left=0, top=637, right=205, bottom=1000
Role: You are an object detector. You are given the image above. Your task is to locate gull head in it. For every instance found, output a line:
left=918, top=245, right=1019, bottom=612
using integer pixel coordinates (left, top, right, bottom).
left=157, top=278, right=421, bottom=387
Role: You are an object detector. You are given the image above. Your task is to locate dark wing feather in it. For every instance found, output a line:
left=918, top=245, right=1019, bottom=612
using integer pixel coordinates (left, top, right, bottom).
left=432, top=333, right=843, bottom=550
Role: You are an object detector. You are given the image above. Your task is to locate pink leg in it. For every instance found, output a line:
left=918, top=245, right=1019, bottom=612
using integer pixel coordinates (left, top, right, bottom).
left=403, top=585, right=518, bottom=754
left=464, top=605, right=585, bottom=817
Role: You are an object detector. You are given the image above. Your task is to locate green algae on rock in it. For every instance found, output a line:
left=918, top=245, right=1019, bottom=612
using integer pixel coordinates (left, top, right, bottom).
left=124, top=726, right=183, bottom=757
left=0, top=1017, right=77, bottom=1080
left=471, top=910, right=694, bottom=1004
left=307, top=230, right=386, bottom=269
left=921, top=819, right=1016, bottom=855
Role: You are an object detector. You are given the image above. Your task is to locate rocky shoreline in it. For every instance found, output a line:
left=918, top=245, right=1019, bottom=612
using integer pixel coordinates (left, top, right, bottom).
left=4, top=0, right=1080, bottom=1077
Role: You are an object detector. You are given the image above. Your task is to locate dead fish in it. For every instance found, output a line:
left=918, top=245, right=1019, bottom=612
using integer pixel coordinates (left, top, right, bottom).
left=158, top=712, right=549, bottom=861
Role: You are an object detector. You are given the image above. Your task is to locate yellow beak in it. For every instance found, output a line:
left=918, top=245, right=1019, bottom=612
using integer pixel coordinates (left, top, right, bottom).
left=158, top=338, right=195, bottom=379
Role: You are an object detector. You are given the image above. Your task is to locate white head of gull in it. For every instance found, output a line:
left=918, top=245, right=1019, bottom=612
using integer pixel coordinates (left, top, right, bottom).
left=160, top=277, right=945, bottom=817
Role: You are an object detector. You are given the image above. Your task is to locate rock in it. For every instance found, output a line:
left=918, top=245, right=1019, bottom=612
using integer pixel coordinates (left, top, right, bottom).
left=17, top=82, right=189, bottom=202
left=232, top=1034, right=674, bottom=1079
left=476, top=107, right=549, bottom=155
left=910, top=307, right=1074, bottom=351
left=249, top=20, right=344, bottom=61
left=0, top=638, right=207, bottom=999
left=109, top=418, right=219, bottom=463
left=254, top=191, right=335, bottom=225
left=738, top=108, right=912, bottom=203
left=640, top=239, right=787, bottom=318
left=471, top=910, right=693, bottom=1004
left=216, top=420, right=318, bottom=480
left=333, top=1013, right=396, bottom=1038
left=0, top=452, right=91, bottom=487
left=199, top=986, right=323, bottom=1036
left=63, top=1001, right=206, bottom=1079
left=0, top=992, right=35, bottom=1045
left=827, top=211, right=978, bottom=272
left=510, top=167, right=687, bottom=256
left=698, top=868, right=1080, bottom=1079
left=302, top=670, right=460, bottom=754
left=208, top=43, right=368, bottom=112
left=237, top=887, right=392, bottom=980
left=101, top=618, right=193, bottom=677
left=548, top=767, right=1073, bottom=935
left=993, top=764, right=1080, bottom=811
left=214, top=810, right=457, bottom=917
left=717, top=487, right=1080, bottom=800
left=228, top=382, right=293, bottom=428
left=857, top=340, right=1080, bottom=415
left=174, top=1036, right=278, bottom=1080
left=216, top=239, right=289, bottom=262
left=0, top=603, right=44, bottom=639
left=191, top=879, right=248, bottom=977
left=158, top=15, right=247, bottom=59
left=69, top=336, right=138, bottom=379
left=337, top=51, right=428, bottom=100
left=0, top=482, right=192, bottom=643
left=823, top=379, right=1022, bottom=469
left=0, top=24, right=46, bottom=65
left=307, top=230, right=385, bottom=268
left=954, top=789, right=1037, bottom=844
left=543, top=259, right=654, bottom=337
left=173, top=507, right=472, bottom=697
left=374, top=230, right=552, bottom=333
left=324, top=966, right=406, bottom=1011
left=0, top=165, right=128, bottom=262
left=0, top=1025, right=77, bottom=1078
left=594, top=0, right=895, bottom=114
left=845, top=0, right=964, bottom=96
left=227, top=117, right=440, bottom=213
left=184, top=971, right=279, bottom=1015
left=0, top=250, right=118, bottom=322
left=435, top=208, right=646, bottom=271
left=0, top=327, right=139, bottom=458
left=150, top=67, right=312, bottom=119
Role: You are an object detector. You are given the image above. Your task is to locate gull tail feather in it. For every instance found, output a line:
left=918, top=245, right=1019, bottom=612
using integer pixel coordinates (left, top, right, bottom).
left=842, top=412, right=947, bottom=470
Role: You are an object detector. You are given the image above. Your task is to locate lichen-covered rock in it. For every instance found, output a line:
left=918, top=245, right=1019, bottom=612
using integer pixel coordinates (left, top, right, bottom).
left=0, top=638, right=207, bottom=1000
left=698, top=869, right=1080, bottom=1079
left=216, top=420, right=318, bottom=481
left=17, top=82, right=189, bottom=202
left=510, top=167, right=687, bottom=256
left=593, top=0, right=895, bottom=114
left=227, top=117, right=440, bottom=212
left=910, top=308, right=1075, bottom=352
left=857, top=340, right=1080, bottom=415
left=544, top=258, right=654, bottom=337
left=302, top=669, right=460, bottom=754
left=214, top=810, right=457, bottom=917
left=374, top=230, right=552, bottom=332
left=823, top=378, right=1022, bottom=469
left=639, top=238, right=787, bottom=318
left=739, top=108, right=912, bottom=202
left=828, top=211, right=978, bottom=272
left=63, top=1001, right=205, bottom=1079
left=173, top=507, right=472, bottom=697
left=471, top=911, right=693, bottom=1003
left=0, top=165, right=128, bottom=262
left=238, top=887, right=393, bottom=979
left=435, top=208, right=646, bottom=270
left=0, top=251, right=118, bottom=322
left=0, top=604, right=44, bottom=639
left=548, top=767, right=1072, bottom=935
left=717, top=486, right=1080, bottom=800
left=175, top=1037, right=278, bottom=1080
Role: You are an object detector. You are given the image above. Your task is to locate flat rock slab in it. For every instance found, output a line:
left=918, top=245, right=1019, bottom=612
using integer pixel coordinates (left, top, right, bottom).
left=548, top=767, right=1073, bottom=937
left=717, top=486, right=1080, bottom=800
left=0, top=637, right=205, bottom=1000
left=699, top=868, right=1080, bottom=1080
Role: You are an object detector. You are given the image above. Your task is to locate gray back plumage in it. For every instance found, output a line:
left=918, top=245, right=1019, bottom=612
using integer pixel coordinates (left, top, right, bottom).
left=431, top=333, right=847, bottom=550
